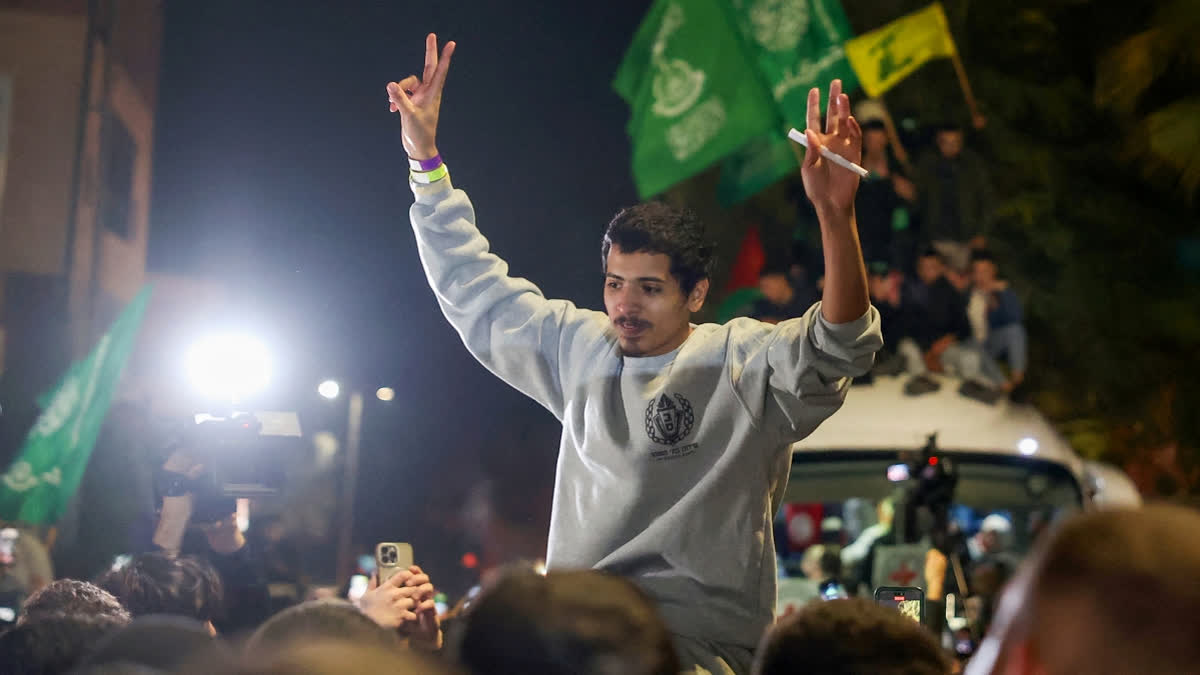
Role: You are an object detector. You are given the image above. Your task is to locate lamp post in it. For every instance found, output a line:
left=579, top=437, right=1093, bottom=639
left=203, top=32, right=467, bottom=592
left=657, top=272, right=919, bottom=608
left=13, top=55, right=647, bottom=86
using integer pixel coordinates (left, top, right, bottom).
left=321, top=381, right=370, bottom=584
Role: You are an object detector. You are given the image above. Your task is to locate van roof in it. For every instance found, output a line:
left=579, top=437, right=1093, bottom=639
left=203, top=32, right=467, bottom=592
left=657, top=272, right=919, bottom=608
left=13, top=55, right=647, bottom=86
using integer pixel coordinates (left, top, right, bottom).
left=792, top=374, right=1081, bottom=471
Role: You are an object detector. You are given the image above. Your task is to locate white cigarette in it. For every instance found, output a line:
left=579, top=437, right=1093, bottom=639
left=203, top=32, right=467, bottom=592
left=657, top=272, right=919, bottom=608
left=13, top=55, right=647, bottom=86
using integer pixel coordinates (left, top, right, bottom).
left=788, top=128, right=869, bottom=178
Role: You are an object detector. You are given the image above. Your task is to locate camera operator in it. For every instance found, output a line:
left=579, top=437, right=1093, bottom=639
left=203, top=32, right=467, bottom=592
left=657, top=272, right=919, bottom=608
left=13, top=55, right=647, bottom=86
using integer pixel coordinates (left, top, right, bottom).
left=147, top=448, right=272, bottom=634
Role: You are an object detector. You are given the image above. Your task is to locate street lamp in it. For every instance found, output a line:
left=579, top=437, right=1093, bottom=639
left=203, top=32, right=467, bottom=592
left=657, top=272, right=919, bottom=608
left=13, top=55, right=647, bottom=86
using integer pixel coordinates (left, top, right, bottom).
left=318, top=379, right=341, bottom=400
left=319, top=380, right=380, bottom=583
left=375, top=387, right=395, bottom=402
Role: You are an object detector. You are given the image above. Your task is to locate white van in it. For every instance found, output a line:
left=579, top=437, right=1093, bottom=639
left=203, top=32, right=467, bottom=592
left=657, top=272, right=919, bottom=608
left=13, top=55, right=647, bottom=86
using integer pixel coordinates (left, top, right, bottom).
left=774, top=373, right=1139, bottom=613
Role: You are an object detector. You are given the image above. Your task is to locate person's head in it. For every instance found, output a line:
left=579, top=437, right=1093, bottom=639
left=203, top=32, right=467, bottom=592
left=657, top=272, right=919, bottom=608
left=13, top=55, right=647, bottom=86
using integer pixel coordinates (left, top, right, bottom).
left=758, top=264, right=795, bottom=306
left=456, top=569, right=679, bottom=675
left=977, top=514, right=1012, bottom=555
left=246, top=599, right=400, bottom=655
left=935, top=123, right=965, bottom=159
left=971, top=250, right=999, bottom=287
left=0, top=612, right=129, bottom=675
left=82, top=615, right=221, bottom=672
left=800, top=545, right=827, bottom=580
left=601, top=203, right=713, bottom=357
left=968, top=505, right=1200, bottom=675
left=916, top=248, right=945, bottom=286
left=862, top=119, right=888, bottom=154
left=186, top=640, right=451, bottom=675
left=19, top=579, right=131, bottom=625
left=753, top=598, right=950, bottom=675
left=96, top=552, right=222, bottom=633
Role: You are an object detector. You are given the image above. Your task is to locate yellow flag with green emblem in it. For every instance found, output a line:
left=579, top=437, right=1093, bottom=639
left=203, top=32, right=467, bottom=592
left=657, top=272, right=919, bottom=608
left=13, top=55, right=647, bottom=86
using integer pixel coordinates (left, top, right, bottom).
left=844, top=2, right=957, bottom=98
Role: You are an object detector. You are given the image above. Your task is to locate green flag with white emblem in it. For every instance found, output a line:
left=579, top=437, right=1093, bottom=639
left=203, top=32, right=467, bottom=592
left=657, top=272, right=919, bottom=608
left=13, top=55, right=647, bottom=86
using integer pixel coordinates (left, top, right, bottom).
left=0, top=286, right=150, bottom=524
left=614, top=0, right=780, bottom=198
left=717, top=0, right=859, bottom=205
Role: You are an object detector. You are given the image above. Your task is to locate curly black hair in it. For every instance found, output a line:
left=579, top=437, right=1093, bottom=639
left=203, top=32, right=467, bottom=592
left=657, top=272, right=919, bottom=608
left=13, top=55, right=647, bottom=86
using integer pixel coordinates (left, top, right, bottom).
left=754, top=598, right=950, bottom=675
left=96, top=552, right=223, bottom=623
left=602, top=202, right=714, bottom=294
left=19, top=579, right=131, bottom=625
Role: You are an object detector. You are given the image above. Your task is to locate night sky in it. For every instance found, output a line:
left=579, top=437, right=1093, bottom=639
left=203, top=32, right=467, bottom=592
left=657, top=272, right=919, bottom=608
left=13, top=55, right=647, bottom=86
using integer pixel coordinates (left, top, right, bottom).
left=150, top=1, right=653, bottom=570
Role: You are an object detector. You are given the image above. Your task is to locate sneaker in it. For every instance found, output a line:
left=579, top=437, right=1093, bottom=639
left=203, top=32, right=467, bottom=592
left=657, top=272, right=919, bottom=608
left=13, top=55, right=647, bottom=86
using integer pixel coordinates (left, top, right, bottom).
left=904, top=375, right=941, bottom=396
left=958, top=380, right=1004, bottom=405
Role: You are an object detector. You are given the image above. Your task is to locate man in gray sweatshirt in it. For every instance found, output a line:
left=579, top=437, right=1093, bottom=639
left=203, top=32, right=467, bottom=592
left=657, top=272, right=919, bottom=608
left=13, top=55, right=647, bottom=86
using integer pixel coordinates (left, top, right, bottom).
left=387, top=34, right=882, bottom=675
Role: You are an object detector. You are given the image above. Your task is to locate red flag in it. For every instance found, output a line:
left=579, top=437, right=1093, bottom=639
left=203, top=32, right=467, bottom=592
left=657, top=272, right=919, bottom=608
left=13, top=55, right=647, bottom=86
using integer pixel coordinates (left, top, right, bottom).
left=725, top=225, right=766, bottom=291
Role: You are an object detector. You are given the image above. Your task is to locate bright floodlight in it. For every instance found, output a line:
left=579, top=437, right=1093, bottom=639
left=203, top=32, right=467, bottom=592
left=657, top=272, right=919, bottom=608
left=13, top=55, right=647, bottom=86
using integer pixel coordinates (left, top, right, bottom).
left=1018, top=437, right=1039, bottom=456
left=376, top=387, right=395, bottom=402
left=186, top=334, right=271, bottom=401
left=318, top=380, right=341, bottom=400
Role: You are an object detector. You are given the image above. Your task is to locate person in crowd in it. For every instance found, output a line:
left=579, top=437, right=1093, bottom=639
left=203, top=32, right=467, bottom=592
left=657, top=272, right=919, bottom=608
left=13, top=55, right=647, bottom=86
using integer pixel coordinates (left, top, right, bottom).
left=0, top=612, right=129, bottom=675
left=389, top=33, right=879, bottom=674
left=967, top=504, right=1200, bottom=675
left=79, top=614, right=223, bottom=672
left=96, top=551, right=223, bottom=635
left=753, top=597, right=951, bottom=675
left=970, top=250, right=1027, bottom=392
left=357, top=564, right=442, bottom=650
left=18, top=579, right=130, bottom=625
left=902, top=249, right=1006, bottom=400
left=148, top=449, right=273, bottom=633
left=246, top=599, right=403, bottom=655
left=454, top=569, right=679, bottom=675
left=182, top=639, right=454, bottom=675
left=841, top=498, right=895, bottom=572
left=857, top=118, right=916, bottom=270
left=751, top=262, right=820, bottom=324
left=916, top=122, right=997, bottom=251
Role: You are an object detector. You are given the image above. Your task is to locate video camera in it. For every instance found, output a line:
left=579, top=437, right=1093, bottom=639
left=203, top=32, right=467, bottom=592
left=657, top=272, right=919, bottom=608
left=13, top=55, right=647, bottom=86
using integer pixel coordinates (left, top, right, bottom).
left=898, top=433, right=960, bottom=553
left=156, top=410, right=301, bottom=523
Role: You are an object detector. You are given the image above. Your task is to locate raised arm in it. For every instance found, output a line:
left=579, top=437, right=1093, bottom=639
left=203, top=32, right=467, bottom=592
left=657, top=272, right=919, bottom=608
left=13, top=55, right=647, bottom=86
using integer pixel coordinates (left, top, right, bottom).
left=386, top=36, right=609, bottom=418
left=799, top=79, right=871, bottom=325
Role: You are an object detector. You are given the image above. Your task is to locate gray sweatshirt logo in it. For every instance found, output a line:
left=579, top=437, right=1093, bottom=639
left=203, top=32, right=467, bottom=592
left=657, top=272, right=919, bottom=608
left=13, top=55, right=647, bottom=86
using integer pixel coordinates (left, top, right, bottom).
left=644, top=393, right=695, bottom=446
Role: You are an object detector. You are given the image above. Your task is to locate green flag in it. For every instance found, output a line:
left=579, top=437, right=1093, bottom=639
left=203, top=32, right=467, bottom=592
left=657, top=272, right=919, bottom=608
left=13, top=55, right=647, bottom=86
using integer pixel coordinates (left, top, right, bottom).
left=718, top=0, right=859, bottom=205
left=717, top=127, right=797, bottom=206
left=0, top=286, right=151, bottom=525
left=614, top=0, right=780, bottom=198
left=728, top=0, right=858, bottom=122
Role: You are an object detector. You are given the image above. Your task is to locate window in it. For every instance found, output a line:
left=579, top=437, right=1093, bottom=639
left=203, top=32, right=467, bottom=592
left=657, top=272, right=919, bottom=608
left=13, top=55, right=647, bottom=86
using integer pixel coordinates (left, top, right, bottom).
left=101, top=113, right=136, bottom=239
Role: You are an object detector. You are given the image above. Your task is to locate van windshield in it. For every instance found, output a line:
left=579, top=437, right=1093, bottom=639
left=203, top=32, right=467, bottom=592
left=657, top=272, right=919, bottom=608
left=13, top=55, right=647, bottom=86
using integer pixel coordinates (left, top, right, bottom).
left=775, top=450, right=1083, bottom=608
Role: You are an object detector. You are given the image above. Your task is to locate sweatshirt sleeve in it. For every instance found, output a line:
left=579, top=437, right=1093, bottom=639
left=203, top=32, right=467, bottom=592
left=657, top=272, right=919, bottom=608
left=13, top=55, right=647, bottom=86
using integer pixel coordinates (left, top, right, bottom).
left=408, top=176, right=611, bottom=419
left=728, top=303, right=882, bottom=443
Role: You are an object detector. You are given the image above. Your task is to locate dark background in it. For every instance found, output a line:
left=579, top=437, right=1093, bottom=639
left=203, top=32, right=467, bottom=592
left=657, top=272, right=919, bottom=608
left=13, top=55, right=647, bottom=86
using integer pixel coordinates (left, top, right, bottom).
left=150, top=1, right=653, bottom=580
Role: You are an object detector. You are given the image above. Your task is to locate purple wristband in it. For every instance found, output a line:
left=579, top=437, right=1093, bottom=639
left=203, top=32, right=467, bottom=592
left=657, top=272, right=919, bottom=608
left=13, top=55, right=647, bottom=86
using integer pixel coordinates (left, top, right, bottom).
left=408, top=154, right=443, bottom=172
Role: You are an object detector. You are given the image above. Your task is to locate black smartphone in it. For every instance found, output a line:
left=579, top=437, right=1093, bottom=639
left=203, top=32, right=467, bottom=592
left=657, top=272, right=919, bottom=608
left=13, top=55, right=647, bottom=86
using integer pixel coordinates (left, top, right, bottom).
left=874, top=586, right=925, bottom=623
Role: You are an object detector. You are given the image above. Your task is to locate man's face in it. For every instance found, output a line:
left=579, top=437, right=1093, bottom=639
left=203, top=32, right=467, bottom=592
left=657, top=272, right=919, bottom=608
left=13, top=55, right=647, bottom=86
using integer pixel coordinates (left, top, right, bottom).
left=917, top=255, right=944, bottom=286
left=604, top=246, right=707, bottom=357
left=864, top=128, right=888, bottom=154
left=936, top=130, right=964, bottom=159
left=972, top=259, right=998, bottom=287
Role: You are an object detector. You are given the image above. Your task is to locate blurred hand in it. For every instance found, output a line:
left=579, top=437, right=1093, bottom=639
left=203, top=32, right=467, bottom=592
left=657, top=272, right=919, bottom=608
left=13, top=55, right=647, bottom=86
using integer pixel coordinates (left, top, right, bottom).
left=892, top=174, right=916, bottom=202
left=925, top=548, right=948, bottom=601
left=387, top=33, right=456, bottom=160
left=799, top=80, right=862, bottom=217
left=360, top=565, right=441, bottom=650
left=397, top=565, right=441, bottom=651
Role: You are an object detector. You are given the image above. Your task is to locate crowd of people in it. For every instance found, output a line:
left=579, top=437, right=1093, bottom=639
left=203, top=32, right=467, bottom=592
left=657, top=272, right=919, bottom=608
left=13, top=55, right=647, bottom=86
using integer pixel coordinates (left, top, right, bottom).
left=0, top=33, right=1191, bottom=675
left=1, top=503, right=1197, bottom=674
left=751, top=119, right=1028, bottom=402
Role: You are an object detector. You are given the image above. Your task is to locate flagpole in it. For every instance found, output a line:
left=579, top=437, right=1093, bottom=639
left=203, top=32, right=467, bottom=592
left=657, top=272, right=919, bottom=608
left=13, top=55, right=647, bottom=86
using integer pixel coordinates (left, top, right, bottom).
left=949, top=51, right=985, bottom=128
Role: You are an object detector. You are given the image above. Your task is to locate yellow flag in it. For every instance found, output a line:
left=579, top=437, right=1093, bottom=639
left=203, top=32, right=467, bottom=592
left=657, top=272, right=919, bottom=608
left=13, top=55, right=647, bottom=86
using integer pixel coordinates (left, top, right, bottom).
left=844, top=3, right=957, bottom=98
